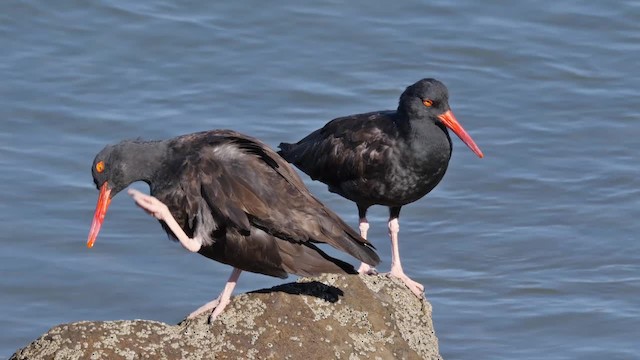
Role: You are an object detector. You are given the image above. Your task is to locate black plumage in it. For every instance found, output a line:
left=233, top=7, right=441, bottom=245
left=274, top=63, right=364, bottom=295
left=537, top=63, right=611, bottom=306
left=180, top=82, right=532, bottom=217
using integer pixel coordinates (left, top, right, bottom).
left=87, top=129, right=379, bottom=320
left=278, top=78, right=483, bottom=296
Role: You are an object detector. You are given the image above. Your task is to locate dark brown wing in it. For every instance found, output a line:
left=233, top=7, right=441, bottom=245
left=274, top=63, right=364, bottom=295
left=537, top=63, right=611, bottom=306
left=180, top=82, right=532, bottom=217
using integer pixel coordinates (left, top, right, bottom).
left=278, top=111, right=399, bottom=188
left=184, top=131, right=380, bottom=266
left=197, top=227, right=357, bottom=278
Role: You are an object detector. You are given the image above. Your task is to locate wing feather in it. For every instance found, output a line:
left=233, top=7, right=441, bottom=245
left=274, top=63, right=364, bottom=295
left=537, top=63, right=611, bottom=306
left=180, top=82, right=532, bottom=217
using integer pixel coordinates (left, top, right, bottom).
left=187, top=131, right=379, bottom=266
left=278, top=111, right=397, bottom=186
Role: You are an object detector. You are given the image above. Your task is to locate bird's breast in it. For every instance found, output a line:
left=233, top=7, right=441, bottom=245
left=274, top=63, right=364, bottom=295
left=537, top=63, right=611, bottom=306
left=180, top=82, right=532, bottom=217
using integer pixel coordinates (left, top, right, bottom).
left=384, top=154, right=450, bottom=204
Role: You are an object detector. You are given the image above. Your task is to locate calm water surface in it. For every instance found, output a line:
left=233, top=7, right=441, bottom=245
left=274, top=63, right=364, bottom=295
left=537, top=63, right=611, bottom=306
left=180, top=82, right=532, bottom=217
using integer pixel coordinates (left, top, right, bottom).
left=1, top=1, right=639, bottom=359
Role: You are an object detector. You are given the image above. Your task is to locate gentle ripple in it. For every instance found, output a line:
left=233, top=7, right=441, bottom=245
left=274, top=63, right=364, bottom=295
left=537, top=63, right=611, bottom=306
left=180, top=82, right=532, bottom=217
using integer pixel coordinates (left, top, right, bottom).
left=1, top=1, right=639, bottom=358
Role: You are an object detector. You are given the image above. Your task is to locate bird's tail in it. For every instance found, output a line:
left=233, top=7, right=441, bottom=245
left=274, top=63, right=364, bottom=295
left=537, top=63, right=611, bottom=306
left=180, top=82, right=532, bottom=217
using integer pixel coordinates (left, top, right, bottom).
left=315, top=214, right=380, bottom=267
left=277, top=241, right=358, bottom=276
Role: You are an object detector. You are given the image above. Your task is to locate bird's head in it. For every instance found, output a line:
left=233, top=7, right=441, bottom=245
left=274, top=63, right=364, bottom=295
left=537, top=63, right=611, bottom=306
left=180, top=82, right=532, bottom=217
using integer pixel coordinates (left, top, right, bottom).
left=91, top=143, right=133, bottom=195
left=87, top=143, right=130, bottom=249
left=87, top=140, right=159, bottom=248
left=399, top=78, right=483, bottom=158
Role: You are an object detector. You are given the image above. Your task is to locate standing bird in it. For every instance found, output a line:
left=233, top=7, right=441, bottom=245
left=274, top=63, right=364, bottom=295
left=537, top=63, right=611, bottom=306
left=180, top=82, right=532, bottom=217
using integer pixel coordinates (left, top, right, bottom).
left=278, top=78, right=483, bottom=297
left=87, top=129, right=379, bottom=322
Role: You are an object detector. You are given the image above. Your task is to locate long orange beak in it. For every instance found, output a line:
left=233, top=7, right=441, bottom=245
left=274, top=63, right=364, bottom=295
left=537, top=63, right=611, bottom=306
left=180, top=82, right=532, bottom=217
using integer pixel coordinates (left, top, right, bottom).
left=87, top=182, right=112, bottom=248
left=438, top=110, right=484, bottom=158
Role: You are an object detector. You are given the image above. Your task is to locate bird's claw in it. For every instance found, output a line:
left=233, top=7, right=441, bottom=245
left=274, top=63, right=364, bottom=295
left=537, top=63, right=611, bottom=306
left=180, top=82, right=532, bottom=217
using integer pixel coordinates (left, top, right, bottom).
left=357, top=262, right=378, bottom=275
left=207, top=297, right=231, bottom=323
left=187, top=298, right=220, bottom=320
left=186, top=296, right=231, bottom=324
left=387, top=269, right=425, bottom=298
left=128, top=188, right=170, bottom=221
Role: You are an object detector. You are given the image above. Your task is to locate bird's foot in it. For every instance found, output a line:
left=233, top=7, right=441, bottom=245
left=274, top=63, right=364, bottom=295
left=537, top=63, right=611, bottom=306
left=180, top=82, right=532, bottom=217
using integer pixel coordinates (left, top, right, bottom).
left=357, top=262, right=379, bottom=275
left=386, top=268, right=425, bottom=298
left=128, top=189, right=171, bottom=222
left=207, top=297, right=231, bottom=323
left=187, top=296, right=232, bottom=323
left=187, top=298, right=220, bottom=320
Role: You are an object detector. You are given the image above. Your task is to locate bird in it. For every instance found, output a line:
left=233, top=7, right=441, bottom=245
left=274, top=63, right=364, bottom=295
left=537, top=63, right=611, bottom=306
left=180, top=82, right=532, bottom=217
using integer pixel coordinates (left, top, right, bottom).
left=86, top=129, right=380, bottom=322
left=278, top=78, right=483, bottom=297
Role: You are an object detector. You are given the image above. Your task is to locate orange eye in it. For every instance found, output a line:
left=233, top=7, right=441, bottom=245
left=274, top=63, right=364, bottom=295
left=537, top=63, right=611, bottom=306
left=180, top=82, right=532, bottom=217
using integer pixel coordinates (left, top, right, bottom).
left=96, top=161, right=105, bottom=173
left=423, top=99, right=433, bottom=107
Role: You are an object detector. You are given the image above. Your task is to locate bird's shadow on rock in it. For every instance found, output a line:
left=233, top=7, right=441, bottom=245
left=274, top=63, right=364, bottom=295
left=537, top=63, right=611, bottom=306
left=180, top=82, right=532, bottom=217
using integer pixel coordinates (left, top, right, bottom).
left=177, top=281, right=344, bottom=328
left=250, top=280, right=344, bottom=303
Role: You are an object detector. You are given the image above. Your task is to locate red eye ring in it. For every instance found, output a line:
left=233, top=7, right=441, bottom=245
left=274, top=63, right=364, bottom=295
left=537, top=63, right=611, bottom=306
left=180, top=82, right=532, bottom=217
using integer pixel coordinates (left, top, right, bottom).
left=96, top=161, right=105, bottom=173
left=423, top=99, right=433, bottom=107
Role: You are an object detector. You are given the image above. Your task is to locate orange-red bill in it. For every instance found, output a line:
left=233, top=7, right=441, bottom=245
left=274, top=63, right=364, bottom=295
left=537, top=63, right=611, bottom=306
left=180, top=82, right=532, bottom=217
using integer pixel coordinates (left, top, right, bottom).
left=438, top=110, right=484, bottom=158
left=87, top=182, right=112, bottom=248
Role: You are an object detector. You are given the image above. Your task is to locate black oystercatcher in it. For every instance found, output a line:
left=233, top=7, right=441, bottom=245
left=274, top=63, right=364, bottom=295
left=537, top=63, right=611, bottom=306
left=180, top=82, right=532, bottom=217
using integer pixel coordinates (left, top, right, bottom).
left=87, top=129, right=379, bottom=321
left=278, top=78, right=483, bottom=297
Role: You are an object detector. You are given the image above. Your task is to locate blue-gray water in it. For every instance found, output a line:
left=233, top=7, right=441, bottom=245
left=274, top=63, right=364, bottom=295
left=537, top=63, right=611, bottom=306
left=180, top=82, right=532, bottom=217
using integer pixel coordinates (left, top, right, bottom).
left=1, top=1, right=638, bottom=359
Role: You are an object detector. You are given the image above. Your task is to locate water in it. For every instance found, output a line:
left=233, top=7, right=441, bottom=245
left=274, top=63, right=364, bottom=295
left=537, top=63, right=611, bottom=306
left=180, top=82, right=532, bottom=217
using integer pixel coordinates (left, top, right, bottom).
left=1, top=1, right=638, bottom=358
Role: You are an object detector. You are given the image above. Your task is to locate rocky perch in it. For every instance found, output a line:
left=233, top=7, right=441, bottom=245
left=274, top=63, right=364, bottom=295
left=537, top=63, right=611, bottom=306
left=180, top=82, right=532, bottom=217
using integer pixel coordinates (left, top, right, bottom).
left=11, top=274, right=442, bottom=360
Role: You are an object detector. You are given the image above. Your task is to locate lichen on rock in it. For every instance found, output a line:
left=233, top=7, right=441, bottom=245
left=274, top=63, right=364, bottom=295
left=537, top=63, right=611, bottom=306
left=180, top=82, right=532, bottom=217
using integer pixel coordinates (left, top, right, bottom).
left=11, top=274, right=442, bottom=360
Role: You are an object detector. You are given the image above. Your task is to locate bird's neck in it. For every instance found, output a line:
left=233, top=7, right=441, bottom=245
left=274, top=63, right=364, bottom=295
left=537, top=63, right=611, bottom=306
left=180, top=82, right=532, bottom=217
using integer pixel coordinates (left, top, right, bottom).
left=120, top=140, right=171, bottom=188
left=396, top=109, right=447, bottom=138
left=395, top=111, right=452, bottom=159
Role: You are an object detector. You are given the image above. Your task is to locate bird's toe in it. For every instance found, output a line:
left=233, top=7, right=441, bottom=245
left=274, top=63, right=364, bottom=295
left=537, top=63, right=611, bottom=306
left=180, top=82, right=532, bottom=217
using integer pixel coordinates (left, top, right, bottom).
left=357, top=262, right=378, bottom=275
left=387, top=270, right=425, bottom=298
left=188, top=298, right=220, bottom=320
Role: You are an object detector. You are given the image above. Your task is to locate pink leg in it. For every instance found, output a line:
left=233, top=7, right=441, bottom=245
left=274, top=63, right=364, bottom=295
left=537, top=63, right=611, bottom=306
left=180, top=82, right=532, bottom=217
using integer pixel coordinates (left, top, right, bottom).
left=128, top=189, right=242, bottom=320
left=188, top=268, right=242, bottom=322
left=357, top=219, right=377, bottom=275
left=128, top=189, right=202, bottom=252
left=387, top=218, right=424, bottom=297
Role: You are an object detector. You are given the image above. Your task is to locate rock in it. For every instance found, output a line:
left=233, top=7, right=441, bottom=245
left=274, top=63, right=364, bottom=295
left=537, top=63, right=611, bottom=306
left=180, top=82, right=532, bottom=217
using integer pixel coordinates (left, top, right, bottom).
left=11, top=274, right=442, bottom=360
